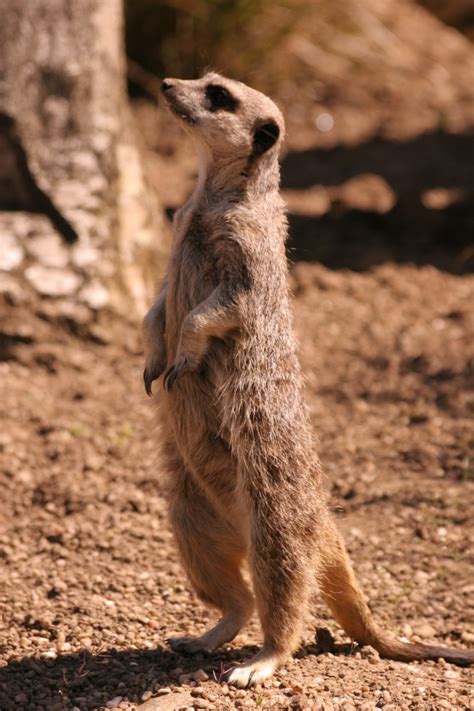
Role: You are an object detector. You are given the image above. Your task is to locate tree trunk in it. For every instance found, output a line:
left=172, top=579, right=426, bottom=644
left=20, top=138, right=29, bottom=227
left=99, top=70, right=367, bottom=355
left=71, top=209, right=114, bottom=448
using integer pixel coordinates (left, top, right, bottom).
left=0, top=0, right=168, bottom=324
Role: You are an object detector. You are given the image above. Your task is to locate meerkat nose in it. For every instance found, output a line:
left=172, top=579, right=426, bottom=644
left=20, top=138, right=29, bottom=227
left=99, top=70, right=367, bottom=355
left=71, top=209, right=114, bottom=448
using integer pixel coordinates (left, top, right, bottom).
left=161, top=80, right=175, bottom=93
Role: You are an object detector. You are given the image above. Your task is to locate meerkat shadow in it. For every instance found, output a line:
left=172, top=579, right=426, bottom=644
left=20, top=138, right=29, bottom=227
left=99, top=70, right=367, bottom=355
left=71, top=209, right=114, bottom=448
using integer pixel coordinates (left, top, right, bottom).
left=0, top=644, right=273, bottom=708
left=0, top=635, right=365, bottom=708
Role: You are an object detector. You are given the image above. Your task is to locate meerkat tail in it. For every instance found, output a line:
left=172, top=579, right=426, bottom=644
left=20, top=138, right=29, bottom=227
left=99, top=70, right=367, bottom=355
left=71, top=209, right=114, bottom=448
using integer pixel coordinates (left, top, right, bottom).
left=318, top=521, right=474, bottom=667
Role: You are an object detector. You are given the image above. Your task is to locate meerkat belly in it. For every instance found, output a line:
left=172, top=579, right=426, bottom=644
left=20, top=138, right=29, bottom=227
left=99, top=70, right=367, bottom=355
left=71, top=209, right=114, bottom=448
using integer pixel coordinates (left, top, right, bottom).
left=161, top=237, right=238, bottom=510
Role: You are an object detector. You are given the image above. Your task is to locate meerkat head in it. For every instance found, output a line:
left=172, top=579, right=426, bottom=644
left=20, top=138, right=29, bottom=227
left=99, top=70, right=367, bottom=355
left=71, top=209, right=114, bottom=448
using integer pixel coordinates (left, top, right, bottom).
left=161, top=72, right=284, bottom=170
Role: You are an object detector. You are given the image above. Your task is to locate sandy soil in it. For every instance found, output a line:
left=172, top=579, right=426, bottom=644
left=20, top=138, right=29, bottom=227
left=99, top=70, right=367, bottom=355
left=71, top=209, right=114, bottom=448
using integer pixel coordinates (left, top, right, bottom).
left=1, top=259, right=473, bottom=710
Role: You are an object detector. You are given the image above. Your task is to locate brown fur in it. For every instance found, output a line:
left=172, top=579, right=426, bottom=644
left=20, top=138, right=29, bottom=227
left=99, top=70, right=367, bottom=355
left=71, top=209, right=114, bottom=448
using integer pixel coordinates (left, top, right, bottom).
left=143, top=73, right=474, bottom=686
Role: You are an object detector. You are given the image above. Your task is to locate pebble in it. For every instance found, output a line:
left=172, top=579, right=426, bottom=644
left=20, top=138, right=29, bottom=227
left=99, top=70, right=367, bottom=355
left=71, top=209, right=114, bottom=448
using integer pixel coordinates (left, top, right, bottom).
left=106, top=698, right=123, bottom=708
left=412, top=623, right=436, bottom=639
left=191, top=669, right=209, bottom=682
left=413, top=570, right=429, bottom=584
left=27, top=232, right=69, bottom=268
left=79, top=280, right=109, bottom=309
left=401, top=624, right=413, bottom=638
left=25, top=265, right=82, bottom=297
left=157, top=687, right=172, bottom=695
left=0, top=233, right=24, bottom=270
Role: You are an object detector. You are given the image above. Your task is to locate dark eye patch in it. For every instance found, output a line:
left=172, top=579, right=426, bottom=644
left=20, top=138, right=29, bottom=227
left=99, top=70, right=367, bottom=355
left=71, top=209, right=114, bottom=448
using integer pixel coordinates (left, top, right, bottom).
left=205, top=84, right=239, bottom=113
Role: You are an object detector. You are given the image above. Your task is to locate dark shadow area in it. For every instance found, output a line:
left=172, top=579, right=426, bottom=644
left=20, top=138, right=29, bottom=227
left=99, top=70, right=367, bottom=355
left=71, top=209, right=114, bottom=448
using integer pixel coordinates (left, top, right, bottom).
left=281, top=130, right=474, bottom=271
left=0, top=113, right=78, bottom=243
left=0, top=634, right=354, bottom=710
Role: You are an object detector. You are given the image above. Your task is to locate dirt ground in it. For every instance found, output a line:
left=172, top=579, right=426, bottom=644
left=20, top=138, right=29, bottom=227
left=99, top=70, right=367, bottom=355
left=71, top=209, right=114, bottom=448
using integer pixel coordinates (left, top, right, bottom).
left=1, top=254, right=474, bottom=711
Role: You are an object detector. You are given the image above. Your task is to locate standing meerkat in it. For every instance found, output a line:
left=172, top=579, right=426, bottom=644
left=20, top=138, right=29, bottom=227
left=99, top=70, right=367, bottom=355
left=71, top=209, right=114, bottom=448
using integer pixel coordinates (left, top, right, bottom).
left=143, top=73, right=474, bottom=686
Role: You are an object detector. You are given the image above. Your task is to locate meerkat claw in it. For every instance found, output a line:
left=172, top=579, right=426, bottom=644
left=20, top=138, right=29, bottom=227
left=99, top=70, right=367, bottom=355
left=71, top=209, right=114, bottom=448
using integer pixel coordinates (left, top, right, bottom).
left=143, top=368, right=155, bottom=397
left=163, top=356, right=195, bottom=391
left=163, top=363, right=182, bottom=391
left=163, top=364, right=179, bottom=391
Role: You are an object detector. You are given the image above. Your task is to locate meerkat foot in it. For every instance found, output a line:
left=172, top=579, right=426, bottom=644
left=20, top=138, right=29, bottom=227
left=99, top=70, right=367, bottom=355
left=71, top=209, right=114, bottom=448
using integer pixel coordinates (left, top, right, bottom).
left=168, top=612, right=247, bottom=655
left=226, top=647, right=282, bottom=688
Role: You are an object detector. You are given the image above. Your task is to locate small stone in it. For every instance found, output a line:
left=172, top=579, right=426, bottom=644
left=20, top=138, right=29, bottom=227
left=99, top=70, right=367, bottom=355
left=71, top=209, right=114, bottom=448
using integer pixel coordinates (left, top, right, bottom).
left=191, top=669, right=209, bottom=683
left=27, top=232, right=69, bottom=268
left=106, top=698, right=122, bottom=708
left=157, top=688, right=172, bottom=695
left=141, top=690, right=153, bottom=701
left=0, top=233, right=24, bottom=270
left=413, top=570, right=429, bottom=584
left=25, top=265, right=81, bottom=297
left=178, top=674, right=191, bottom=685
left=0, top=272, right=28, bottom=303
left=79, top=280, right=109, bottom=309
left=291, top=682, right=304, bottom=693
left=84, top=454, right=104, bottom=472
left=191, top=687, right=205, bottom=697
left=72, top=241, right=99, bottom=268
left=412, top=623, right=436, bottom=639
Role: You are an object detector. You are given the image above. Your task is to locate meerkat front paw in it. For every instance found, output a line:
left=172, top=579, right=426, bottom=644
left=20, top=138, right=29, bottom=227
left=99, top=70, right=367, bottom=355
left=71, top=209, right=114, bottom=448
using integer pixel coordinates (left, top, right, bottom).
left=163, top=354, right=197, bottom=391
left=167, top=635, right=214, bottom=654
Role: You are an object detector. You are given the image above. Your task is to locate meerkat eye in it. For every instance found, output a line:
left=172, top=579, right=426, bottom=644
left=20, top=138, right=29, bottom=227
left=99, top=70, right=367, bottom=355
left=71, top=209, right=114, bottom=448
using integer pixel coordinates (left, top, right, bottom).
left=205, top=84, right=239, bottom=112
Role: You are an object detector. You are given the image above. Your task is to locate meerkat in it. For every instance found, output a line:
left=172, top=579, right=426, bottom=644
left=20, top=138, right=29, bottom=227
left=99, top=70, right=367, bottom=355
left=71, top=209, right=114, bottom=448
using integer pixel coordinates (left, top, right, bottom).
left=142, top=73, right=474, bottom=687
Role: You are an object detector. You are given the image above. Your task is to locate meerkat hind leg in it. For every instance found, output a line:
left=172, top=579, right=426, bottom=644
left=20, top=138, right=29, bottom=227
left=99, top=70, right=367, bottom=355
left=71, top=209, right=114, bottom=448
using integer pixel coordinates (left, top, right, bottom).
left=168, top=468, right=254, bottom=654
left=227, top=518, right=311, bottom=687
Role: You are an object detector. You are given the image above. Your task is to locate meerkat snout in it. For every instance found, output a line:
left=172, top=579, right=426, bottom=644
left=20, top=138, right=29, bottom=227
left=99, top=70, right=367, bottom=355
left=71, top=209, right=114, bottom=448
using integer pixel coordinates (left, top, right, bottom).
left=161, top=80, right=175, bottom=93
left=161, top=72, right=284, bottom=163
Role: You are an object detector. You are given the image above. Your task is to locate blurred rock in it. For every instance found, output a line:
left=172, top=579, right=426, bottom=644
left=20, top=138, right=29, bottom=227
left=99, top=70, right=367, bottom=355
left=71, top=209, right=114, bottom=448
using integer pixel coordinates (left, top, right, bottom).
left=25, top=265, right=82, bottom=297
left=27, top=232, right=70, bottom=269
left=0, top=232, right=24, bottom=270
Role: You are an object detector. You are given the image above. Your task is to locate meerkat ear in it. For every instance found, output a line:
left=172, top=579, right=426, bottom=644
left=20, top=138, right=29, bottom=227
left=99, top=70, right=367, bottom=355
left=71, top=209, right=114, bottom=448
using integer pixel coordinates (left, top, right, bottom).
left=252, top=120, right=280, bottom=155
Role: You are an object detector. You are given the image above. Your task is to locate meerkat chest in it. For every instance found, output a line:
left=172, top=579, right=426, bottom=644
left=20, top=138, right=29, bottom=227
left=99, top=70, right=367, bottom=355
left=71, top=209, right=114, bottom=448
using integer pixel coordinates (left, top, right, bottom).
left=168, top=213, right=220, bottom=327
